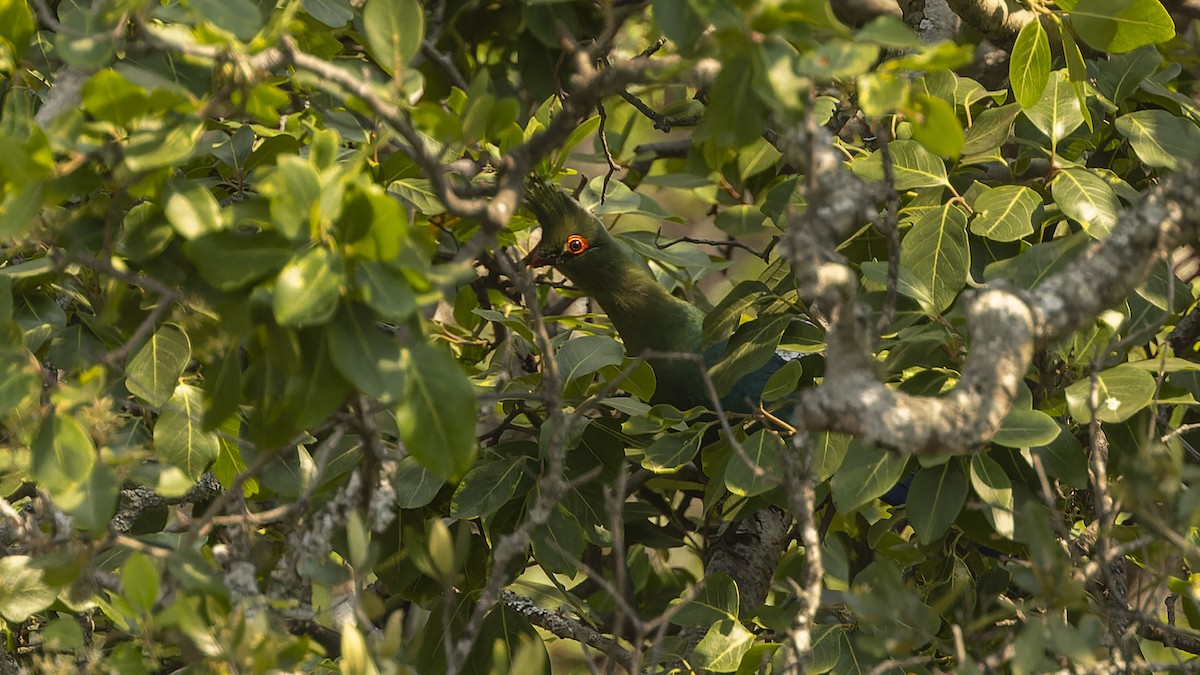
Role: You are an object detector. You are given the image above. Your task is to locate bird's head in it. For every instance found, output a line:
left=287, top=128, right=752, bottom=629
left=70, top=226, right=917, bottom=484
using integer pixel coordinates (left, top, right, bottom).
left=523, top=177, right=611, bottom=275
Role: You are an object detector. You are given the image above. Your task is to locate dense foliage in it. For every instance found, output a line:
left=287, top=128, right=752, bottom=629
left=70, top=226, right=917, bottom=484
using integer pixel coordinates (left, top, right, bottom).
left=3, top=0, right=1200, bottom=672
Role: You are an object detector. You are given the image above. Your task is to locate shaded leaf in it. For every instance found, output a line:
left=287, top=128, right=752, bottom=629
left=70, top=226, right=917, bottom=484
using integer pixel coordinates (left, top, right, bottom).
left=126, top=324, right=192, bottom=409
left=361, top=0, right=424, bottom=75
left=32, top=413, right=96, bottom=495
left=907, top=461, right=968, bottom=545
left=993, top=409, right=1062, bottom=448
left=155, top=383, right=220, bottom=480
left=395, top=342, right=477, bottom=479
left=831, top=440, right=908, bottom=512
left=724, top=430, right=782, bottom=497
left=556, top=335, right=625, bottom=384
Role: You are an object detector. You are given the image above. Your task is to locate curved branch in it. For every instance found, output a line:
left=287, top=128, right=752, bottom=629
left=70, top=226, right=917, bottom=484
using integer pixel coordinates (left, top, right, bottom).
left=1030, top=170, right=1200, bottom=345
left=796, top=275, right=1034, bottom=454
left=783, top=124, right=1200, bottom=454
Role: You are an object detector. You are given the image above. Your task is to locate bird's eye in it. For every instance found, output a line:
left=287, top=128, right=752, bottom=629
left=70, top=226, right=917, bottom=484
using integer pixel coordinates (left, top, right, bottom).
left=564, top=235, right=589, bottom=255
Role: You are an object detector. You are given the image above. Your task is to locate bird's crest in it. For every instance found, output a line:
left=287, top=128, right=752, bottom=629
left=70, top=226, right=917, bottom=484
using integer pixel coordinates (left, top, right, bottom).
left=524, top=176, right=586, bottom=237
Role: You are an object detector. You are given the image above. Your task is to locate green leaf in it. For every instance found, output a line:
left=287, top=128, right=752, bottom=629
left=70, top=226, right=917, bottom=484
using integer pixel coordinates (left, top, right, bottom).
left=531, top=505, right=586, bottom=575
left=326, top=302, right=408, bottom=403
left=32, top=413, right=96, bottom=495
left=814, top=432, right=851, bottom=481
left=164, top=181, right=223, bottom=240
left=0, top=346, right=39, bottom=418
left=702, top=281, right=769, bottom=347
left=1094, top=46, right=1161, bottom=103
left=796, top=40, right=880, bottom=80
left=970, top=453, right=1014, bottom=539
left=57, top=463, right=119, bottom=533
left=696, top=57, right=768, bottom=148
left=724, top=430, right=783, bottom=497
left=185, top=0, right=263, bottom=41
left=1061, top=24, right=1088, bottom=88
left=155, top=383, right=220, bottom=480
left=715, top=205, right=769, bottom=237
left=900, top=203, right=969, bottom=313
left=761, top=358, right=803, bottom=402
left=860, top=260, right=937, bottom=315
left=669, top=573, right=740, bottom=627
left=909, top=93, right=964, bottom=158
left=355, top=261, right=417, bottom=321
left=851, top=140, right=949, bottom=190
left=125, top=324, right=192, bottom=409
left=42, top=616, right=85, bottom=652
left=1115, top=110, right=1200, bottom=170
left=388, top=178, right=446, bottom=215
left=450, top=457, right=526, bottom=519
left=396, top=455, right=445, bottom=509
left=983, top=231, right=1089, bottom=289
left=993, top=409, right=1062, bottom=448
left=123, top=119, right=204, bottom=173
left=962, top=104, right=1021, bottom=156
left=340, top=182, right=408, bottom=261
left=643, top=430, right=704, bottom=474
left=0, top=181, right=44, bottom=241
left=1011, top=18, right=1051, bottom=109
left=81, top=69, right=155, bottom=127
left=1033, top=428, right=1088, bottom=488
left=907, top=461, right=968, bottom=545
left=1023, top=70, right=1084, bottom=143
left=301, top=0, right=353, bottom=27
left=831, top=440, right=908, bottom=512
left=970, top=185, right=1041, bottom=242
left=273, top=246, right=345, bottom=327
left=0, top=0, right=35, bottom=69
left=1051, top=168, right=1120, bottom=238
left=122, top=552, right=160, bottom=612
left=708, top=314, right=790, bottom=396
left=1070, top=0, right=1175, bottom=53
left=0, top=556, right=57, bottom=622
left=202, top=349, right=241, bottom=429
left=395, top=342, right=477, bottom=479
left=185, top=230, right=292, bottom=290
left=361, top=0, right=424, bottom=76
left=1065, top=364, right=1158, bottom=424
left=555, top=335, right=625, bottom=384
left=693, top=619, right=755, bottom=672
left=258, top=155, right=320, bottom=241
left=652, top=0, right=707, bottom=53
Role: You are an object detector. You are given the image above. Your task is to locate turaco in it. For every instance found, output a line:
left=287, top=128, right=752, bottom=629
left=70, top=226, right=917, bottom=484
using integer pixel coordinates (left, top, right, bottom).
left=522, top=177, right=910, bottom=505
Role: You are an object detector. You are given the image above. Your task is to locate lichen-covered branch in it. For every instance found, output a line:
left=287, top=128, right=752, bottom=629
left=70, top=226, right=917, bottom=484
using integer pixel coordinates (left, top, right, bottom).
left=501, top=590, right=636, bottom=672
left=782, top=125, right=1200, bottom=454
left=1029, top=171, right=1200, bottom=344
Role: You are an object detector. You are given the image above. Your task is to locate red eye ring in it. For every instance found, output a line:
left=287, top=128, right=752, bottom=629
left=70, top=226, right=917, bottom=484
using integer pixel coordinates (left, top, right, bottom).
left=565, top=235, right=589, bottom=255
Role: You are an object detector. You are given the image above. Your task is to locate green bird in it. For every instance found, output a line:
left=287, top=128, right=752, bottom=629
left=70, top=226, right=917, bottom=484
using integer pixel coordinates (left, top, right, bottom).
left=523, top=177, right=769, bottom=412
left=523, top=178, right=913, bottom=505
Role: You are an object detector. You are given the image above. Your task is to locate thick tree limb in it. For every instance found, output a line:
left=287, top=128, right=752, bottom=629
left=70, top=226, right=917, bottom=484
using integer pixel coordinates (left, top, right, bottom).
left=782, top=126, right=1200, bottom=454
left=943, top=0, right=1036, bottom=49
